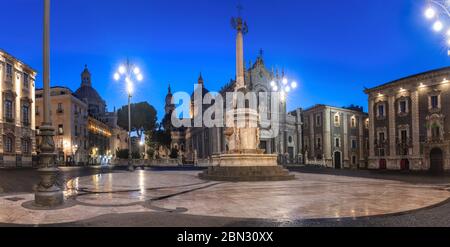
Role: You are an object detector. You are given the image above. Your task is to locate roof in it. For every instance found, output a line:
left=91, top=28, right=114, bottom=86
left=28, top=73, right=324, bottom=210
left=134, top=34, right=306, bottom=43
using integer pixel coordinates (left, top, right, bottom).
left=303, top=104, right=368, bottom=115
left=0, top=48, right=37, bottom=73
left=364, top=66, right=450, bottom=94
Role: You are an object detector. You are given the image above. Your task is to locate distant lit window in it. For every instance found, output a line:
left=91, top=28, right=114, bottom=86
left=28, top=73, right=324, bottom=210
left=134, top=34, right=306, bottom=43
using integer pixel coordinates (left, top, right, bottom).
left=58, top=124, right=64, bottom=135
left=351, top=117, right=356, bottom=128
left=399, top=100, right=407, bottom=114
left=22, top=105, right=29, bottom=125
left=23, top=73, right=29, bottom=88
left=5, top=100, right=13, bottom=120
left=6, top=63, right=12, bottom=79
left=22, top=139, right=30, bottom=154
left=5, top=136, right=13, bottom=153
left=377, top=104, right=385, bottom=117
left=431, top=95, right=439, bottom=109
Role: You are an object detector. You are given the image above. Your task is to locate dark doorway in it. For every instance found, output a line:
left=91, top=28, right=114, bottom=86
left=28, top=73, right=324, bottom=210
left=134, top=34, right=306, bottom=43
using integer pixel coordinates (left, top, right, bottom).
left=400, top=159, right=410, bottom=170
left=288, top=147, right=294, bottom=162
left=430, top=148, right=444, bottom=174
left=334, top=151, right=341, bottom=169
left=259, top=141, right=267, bottom=154
left=379, top=159, right=387, bottom=170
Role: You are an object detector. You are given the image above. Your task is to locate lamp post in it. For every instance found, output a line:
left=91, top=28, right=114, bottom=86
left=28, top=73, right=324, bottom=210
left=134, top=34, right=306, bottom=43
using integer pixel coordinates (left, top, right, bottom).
left=114, top=60, right=143, bottom=171
left=34, top=0, right=64, bottom=207
left=269, top=74, right=298, bottom=163
left=424, top=1, right=450, bottom=55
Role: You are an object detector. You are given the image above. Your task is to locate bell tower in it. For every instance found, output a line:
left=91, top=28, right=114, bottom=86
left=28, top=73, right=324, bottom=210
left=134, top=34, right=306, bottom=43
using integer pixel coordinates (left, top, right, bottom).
left=81, top=64, right=91, bottom=87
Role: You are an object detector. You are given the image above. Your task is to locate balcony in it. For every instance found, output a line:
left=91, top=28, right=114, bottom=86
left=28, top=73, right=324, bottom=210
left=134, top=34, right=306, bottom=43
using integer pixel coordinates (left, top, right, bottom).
left=374, top=139, right=388, bottom=147
left=56, top=109, right=64, bottom=114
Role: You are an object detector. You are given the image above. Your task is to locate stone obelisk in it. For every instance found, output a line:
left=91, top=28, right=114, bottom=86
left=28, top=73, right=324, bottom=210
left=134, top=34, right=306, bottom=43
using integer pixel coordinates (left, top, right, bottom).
left=199, top=10, right=294, bottom=182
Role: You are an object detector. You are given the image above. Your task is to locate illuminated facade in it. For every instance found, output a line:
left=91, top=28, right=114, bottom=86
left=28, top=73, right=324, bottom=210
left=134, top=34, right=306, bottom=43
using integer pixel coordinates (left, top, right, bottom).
left=87, top=116, right=112, bottom=162
left=35, top=87, right=89, bottom=165
left=0, top=49, right=36, bottom=167
left=365, top=66, right=450, bottom=173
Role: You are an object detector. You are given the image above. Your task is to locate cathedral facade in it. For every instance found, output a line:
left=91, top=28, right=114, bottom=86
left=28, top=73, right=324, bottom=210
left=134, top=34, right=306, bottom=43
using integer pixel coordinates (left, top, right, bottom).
left=165, top=52, right=303, bottom=165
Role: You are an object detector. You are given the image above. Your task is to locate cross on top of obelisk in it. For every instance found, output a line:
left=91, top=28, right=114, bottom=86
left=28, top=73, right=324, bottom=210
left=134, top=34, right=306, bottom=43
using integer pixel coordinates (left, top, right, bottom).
left=237, top=3, right=243, bottom=17
left=231, top=3, right=248, bottom=34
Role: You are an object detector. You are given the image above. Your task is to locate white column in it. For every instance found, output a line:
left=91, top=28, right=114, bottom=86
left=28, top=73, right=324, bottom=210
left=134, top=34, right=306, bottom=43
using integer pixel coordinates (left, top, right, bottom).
left=236, top=30, right=245, bottom=89
left=368, top=98, right=375, bottom=158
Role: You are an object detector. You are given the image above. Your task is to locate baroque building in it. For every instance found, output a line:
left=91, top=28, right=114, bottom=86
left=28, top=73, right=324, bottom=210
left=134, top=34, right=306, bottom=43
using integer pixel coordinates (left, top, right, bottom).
left=302, top=105, right=369, bottom=169
left=35, top=87, right=89, bottom=165
left=0, top=49, right=36, bottom=167
left=73, top=65, right=126, bottom=163
left=365, top=66, right=450, bottom=173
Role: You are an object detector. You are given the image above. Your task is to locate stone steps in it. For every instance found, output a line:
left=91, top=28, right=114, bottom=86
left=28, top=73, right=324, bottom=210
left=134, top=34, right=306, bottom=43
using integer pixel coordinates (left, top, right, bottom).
left=199, top=166, right=295, bottom=182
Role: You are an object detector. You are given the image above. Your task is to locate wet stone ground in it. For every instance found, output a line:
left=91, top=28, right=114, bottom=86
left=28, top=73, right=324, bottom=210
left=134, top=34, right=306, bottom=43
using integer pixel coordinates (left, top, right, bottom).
left=1, top=166, right=450, bottom=227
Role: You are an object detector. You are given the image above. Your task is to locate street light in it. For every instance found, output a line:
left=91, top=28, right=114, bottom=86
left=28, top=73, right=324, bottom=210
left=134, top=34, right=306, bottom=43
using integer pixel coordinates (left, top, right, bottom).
left=270, top=76, right=298, bottom=102
left=114, top=59, right=143, bottom=172
left=424, top=1, right=450, bottom=54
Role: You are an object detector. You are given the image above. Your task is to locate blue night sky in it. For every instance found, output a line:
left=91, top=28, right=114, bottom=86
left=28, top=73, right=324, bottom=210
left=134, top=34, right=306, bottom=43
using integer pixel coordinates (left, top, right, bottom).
left=2, top=0, right=450, bottom=120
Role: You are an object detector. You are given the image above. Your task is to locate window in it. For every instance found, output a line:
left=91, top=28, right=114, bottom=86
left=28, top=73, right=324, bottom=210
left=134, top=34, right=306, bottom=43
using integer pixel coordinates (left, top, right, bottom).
left=5, top=100, right=13, bottom=120
left=401, top=130, right=408, bottom=143
left=36, top=106, right=40, bottom=115
left=22, top=105, right=29, bottom=125
left=432, top=125, right=440, bottom=139
left=379, top=132, right=385, bottom=142
left=352, top=156, right=356, bottom=165
left=75, top=125, right=79, bottom=137
left=316, top=137, right=322, bottom=149
left=379, top=148, right=385, bottom=157
left=335, top=138, right=340, bottom=148
left=6, top=63, right=12, bottom=79
left=22, top=139, right=30, bottom=154
left=365, top=119, right=369, bottom=129
left=352, top=139, right=357, bottom=149
left=351, top=117, right=356, bottom=128
left=399, top=100, right=407, bottom=114
left=58, top=124, right=64, bottom=135
left=23, top=73, right=29, bottom=88
left=316, top=115, right=322, bottom=127
left=36, top=126, right=40, bottom=135
left=377, top=104, right=385, bottom=117
left=334, top=114, right=340, bottom=126
left=57, top=103, right=63, bottom=113
left=431, top=95, right=439, bottom=109
left=5, top=136, right=13, bottom=153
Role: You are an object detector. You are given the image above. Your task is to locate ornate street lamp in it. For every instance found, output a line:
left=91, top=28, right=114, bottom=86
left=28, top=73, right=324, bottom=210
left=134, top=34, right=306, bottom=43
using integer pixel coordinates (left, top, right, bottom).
left=35, top=0, right=64, bottom=207
left=270, top=75, right=298, bottom=102
left=114, top=60, right=143, bottom=171
left=269, top=74, right=298, bottom=162
left=424, top=1, right=450, bottom=54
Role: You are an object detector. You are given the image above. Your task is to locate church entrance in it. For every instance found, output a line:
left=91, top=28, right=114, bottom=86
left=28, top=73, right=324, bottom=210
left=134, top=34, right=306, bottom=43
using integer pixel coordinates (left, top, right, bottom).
left=430, top=148, right=444, bottom=174
left=334, top=151, right=341, bottom=169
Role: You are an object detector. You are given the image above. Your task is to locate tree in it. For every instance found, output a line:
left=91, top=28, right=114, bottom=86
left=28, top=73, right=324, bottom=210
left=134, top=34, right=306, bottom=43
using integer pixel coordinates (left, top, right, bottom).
left=117, top=102, right=157, bottom=139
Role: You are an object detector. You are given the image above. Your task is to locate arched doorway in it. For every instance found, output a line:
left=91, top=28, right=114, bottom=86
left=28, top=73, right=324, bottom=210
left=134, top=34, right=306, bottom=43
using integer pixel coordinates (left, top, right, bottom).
left=430, top=148, right=444, bottom=174
left=400, top=159, right=410, bottom=170
left=334, top=151, right=341, bottom=169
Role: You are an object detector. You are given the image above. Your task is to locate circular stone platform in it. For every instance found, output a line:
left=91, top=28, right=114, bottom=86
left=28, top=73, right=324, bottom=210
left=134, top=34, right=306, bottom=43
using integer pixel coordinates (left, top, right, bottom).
left=0, top=170, right=449, bottom=225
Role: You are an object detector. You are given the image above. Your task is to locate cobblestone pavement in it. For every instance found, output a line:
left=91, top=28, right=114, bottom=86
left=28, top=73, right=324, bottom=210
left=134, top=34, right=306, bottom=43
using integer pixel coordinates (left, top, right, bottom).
left=1, top=166, right=450, bottom=227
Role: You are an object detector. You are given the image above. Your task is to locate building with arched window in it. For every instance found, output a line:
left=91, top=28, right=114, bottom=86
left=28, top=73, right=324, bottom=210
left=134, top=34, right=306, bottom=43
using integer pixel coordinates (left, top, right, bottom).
left=0, top=49, right=36, bottom=167
left=365, top=66, right=450, bottom=173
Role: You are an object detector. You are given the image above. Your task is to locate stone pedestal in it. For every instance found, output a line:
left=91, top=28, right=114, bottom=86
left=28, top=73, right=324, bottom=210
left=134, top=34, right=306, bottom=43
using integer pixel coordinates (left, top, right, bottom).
left=199, top=108, right=295, bottom=181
